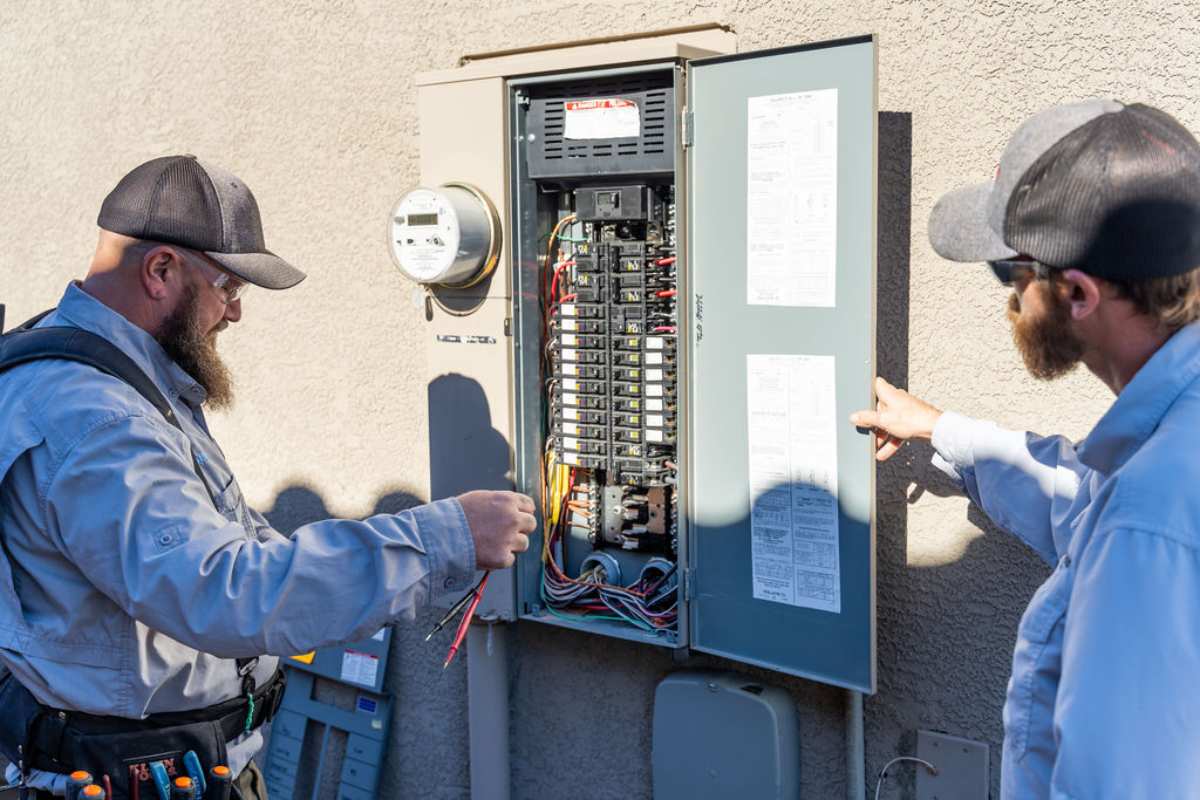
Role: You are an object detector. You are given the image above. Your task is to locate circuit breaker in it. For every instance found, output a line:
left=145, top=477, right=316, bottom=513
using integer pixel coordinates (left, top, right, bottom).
left=403, top=27, right=878, bottom=692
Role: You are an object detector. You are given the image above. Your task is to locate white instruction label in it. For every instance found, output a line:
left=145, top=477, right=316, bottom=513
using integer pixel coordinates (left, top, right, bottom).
left=564, top=98, right=640, bottom=140
left=646, top=429, right=664, bottom=443
left=645, top=351, right=663, bottom=365
left=747, top=354, right=841, bottom=613
left=646, top=398, right=664, bottom=412
left=647, top=414, right=664, bottom=428
left=561, top=302, right=576, bottom=317
left=562, top=363, right=578, bottom=376
left=646, top=383, right=664, bottom=397
left=563, top=407, right=579, bottom=421
left=341, top=650, right=379, bottom=687
left=746, top=89, right=839, bottom=308
left=562, top=318, right=578, bottom=332
left=562, top=422, right=579, bottom=435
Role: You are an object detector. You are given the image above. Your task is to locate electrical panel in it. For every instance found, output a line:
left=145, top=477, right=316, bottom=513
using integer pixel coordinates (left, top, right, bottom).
left=507, top=66, right=687, bottom=645
left=414, top=31, right=878, bottom=691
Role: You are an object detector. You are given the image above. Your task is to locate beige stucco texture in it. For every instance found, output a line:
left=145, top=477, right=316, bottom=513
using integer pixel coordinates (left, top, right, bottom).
left=2, top=2, right=1197, bottom=798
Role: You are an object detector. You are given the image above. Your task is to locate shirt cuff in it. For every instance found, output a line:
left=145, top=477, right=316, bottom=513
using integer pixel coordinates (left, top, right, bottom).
left=411, top=497, right=479, bottom=608
left=931, top=411, right=986, bottom=471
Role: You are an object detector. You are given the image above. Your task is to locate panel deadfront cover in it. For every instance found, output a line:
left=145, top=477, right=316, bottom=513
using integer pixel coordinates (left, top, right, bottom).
left=687, top=36, right=876, bottom=692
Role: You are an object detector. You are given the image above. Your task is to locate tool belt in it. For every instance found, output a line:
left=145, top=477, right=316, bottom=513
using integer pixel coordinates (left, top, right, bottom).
left=0, top=668, right=285, bottom=800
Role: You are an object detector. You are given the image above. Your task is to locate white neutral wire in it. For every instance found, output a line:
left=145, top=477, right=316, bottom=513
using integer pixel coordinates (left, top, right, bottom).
left=873, top=756, right=938, bottom=800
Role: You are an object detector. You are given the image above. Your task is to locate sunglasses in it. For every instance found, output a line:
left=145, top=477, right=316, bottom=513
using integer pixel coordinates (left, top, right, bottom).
left=988, top=257, right=1052, bottom=287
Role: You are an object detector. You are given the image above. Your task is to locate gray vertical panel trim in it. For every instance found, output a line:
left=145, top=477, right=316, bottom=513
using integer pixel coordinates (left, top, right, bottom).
left=687, top=37, right=877, bottom=692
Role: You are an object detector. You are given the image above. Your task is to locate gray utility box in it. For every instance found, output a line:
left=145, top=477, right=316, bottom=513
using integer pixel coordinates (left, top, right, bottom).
left=653, top=671, right=800, bottom=799
left=423, top=30, right=877, bottom=693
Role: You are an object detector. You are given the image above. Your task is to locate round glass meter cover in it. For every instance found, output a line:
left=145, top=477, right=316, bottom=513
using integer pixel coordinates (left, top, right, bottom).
left=390, top=188, right=462, bottom=282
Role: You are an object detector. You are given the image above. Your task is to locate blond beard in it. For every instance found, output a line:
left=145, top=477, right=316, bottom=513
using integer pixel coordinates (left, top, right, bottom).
left=1007, top=282, right=1085, bottom=381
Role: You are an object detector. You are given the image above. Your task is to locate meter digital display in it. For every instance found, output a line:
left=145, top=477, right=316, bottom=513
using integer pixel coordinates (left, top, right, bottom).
left=388, top=184, right=500, bottom=287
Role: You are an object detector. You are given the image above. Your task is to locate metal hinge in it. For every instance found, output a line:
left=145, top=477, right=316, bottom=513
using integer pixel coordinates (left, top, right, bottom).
left=503, top=317, right=512, bottom=337
left=681, top=106, right=694, bottom=148
left=683, top=567, right=696, bottom=601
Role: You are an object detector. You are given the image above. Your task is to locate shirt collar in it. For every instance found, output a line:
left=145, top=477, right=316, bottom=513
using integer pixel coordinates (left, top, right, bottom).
left=1077, top=322, right=1200, bottom=474
left=51, top=283, right=207, bottom=407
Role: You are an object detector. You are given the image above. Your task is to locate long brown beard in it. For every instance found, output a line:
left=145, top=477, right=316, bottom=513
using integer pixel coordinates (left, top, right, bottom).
left=157, top=283, right=234, bottom=409
left=1007, top=284, right=1084, bottom=380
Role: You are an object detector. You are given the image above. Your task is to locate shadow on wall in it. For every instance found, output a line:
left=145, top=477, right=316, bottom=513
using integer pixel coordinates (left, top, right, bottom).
left=865, top=110, right=1052, bottom=799
left=428, top=372, right=512, bottom=497
left=252, top=371, right=512, bottom=800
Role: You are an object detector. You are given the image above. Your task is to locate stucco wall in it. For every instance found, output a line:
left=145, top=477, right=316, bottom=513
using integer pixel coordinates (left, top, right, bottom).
left=2, top=2, right=1197, bottom=798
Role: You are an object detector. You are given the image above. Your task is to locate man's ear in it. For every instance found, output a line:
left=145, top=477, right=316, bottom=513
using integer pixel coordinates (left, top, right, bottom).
left=1058, top=269, right=1102, bottom=321
left=141, top=245, right=180, bottom=301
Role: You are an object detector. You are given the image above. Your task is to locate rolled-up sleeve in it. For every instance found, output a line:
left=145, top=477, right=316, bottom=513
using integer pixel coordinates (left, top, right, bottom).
left=41, top=412, right=476, bottom=658
left=1050, top=527, right=1200, bottom=798
left=932, top=411, right=1084, bottom=565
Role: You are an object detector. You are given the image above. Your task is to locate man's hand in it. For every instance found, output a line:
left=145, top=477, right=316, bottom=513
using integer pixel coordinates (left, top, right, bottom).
left=849, top=377, right=943, bottom=462
left=457, top=490, right=536, bottom=569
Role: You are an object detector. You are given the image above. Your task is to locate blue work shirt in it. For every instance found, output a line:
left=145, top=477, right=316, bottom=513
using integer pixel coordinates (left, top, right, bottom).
left=931, top=322, right=1200, bottom=799
left=0, top=283, right=476, bottom=784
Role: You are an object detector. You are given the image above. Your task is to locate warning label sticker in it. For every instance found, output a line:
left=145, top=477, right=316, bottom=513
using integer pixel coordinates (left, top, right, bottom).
left=564, top=98, right=640, bottom=140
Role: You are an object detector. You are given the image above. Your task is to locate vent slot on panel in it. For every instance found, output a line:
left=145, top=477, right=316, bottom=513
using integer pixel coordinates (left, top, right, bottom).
left=525, top=72, right=676, bottom=179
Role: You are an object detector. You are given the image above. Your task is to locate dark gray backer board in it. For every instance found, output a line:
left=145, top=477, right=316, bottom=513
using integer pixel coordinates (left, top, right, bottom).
left=686, top=36, right=877, bottom=692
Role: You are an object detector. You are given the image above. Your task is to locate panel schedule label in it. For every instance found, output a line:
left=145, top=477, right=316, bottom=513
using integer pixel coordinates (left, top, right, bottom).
left=745, top=88, right=839, bottom=308
left=746, top=354, right=841, bottom=613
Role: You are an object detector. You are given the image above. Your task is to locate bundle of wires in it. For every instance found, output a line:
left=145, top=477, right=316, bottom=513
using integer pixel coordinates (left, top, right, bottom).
left=539, top=449, right=677, bottom=631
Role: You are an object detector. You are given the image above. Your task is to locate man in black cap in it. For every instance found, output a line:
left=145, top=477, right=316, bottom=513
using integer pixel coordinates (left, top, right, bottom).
left=853, top=100, right=1200, bottom=797
left=0, top=156, right=534, bottom=799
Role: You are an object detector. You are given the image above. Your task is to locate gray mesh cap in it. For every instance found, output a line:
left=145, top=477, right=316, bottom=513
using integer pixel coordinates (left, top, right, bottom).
left=928, top=99, right=1200, bottom=280
left=97, top=155, right=306, bottom=289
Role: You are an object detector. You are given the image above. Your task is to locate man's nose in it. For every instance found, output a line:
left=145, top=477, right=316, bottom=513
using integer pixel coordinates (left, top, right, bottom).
left=223, top=297, right=242, bottom=324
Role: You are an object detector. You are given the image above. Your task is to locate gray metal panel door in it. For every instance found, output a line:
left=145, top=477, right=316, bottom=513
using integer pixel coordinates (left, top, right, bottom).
left=687, top=36, right=876, bottom=692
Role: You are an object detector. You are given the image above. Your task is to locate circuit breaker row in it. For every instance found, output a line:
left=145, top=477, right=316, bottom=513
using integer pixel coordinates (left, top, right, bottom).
left=550, top=194, right=678, bottom=487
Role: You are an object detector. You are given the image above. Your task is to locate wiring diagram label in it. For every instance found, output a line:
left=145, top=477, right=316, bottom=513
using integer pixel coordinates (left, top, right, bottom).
left=746, top=354, right=841, bottom=613
left=564, top=98, right=640, bottom=139
left=746, top=88, right=839, bottom=308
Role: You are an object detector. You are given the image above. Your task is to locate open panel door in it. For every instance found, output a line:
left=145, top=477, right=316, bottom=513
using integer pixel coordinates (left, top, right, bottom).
left=686, top=36, right=876, bottom=692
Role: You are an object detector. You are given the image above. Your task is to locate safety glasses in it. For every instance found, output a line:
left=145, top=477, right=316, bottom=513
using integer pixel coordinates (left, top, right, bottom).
left=988, top=257, right=1052, bottom=287
left=176, top=248, right=250, bottom=304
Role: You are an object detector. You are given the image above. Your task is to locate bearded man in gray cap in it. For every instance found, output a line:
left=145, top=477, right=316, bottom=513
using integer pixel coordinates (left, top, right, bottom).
left=853, top=100, right=1200, bottom=798
left=0, top=156, right=534, bottom=800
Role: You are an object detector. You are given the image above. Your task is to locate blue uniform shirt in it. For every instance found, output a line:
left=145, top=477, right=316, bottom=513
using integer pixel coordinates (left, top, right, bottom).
left=0, top=283, right=476, bottom=784
left=932, top=322, right=1200, bottom=799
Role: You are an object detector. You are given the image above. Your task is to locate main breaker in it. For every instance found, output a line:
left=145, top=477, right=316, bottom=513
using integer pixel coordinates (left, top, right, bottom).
left=393, top=27, right=879, bottom=692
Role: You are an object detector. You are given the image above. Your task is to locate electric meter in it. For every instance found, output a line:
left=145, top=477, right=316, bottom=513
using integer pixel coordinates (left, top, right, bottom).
left=388, top=183, right=501, bottom=287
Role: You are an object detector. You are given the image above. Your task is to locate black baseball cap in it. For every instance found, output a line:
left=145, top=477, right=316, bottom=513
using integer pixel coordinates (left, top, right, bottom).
left=929, top=99, right=1200, bottom=281
left=98, top=155, right=305, bottom=290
